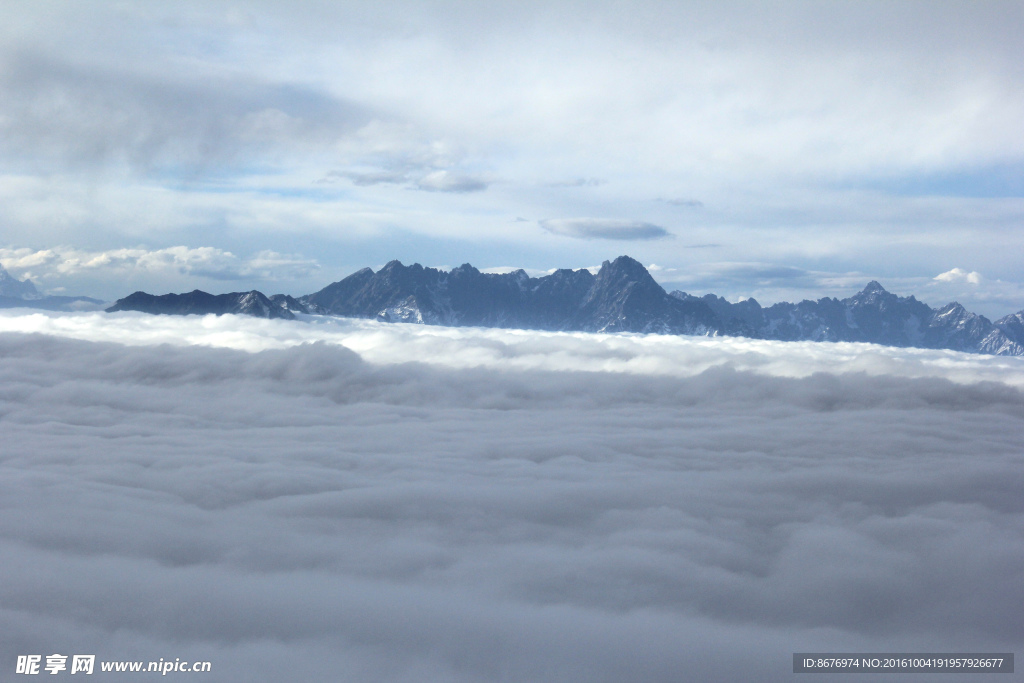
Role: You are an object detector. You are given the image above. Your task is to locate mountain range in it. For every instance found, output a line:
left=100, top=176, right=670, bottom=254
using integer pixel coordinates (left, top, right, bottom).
left=107, top=290, right=295, bottom=320
left=101, top=255, right=1024, bottom=357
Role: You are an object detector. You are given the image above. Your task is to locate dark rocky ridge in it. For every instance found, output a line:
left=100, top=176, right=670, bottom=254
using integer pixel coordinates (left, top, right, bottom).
left=563, top=256, right=724, bottom=335
left=103, top=256, right=1024, bottom=356
left=671, top=281, right=1023, bottom=355
left=996, top=311, right=1024, bottom=348
left=302, top=256, right=724, bottom=336
left=107, top=290, right=294, bottom=320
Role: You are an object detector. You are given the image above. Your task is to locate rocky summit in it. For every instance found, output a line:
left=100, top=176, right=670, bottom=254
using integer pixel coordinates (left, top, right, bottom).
left=301, top=256, right=727, bottom=336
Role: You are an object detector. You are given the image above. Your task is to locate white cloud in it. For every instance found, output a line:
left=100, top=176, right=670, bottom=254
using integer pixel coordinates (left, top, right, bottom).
left=0, top=318, right=1022, bottom=680
left=3, top=310, right=1024, bottom=387
left=935, top=267, right=982, bottom=285
left=0, top=246, right=319, bottom=283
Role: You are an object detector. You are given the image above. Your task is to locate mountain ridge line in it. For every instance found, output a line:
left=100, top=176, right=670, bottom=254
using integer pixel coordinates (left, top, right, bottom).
left=102, top=255, right=1024, bottom=356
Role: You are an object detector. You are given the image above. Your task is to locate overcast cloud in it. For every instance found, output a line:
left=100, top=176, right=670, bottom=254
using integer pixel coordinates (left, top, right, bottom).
left=0, top=1, right=1021, bottom=310
left=3, top=6, right=1022, bottom=679
left=1, top=315, right=1022, bottom=681
left=0, top=51, right=370, bottom=176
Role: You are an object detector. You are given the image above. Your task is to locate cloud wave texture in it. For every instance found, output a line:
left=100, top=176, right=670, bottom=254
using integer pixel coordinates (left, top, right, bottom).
left=1, top=312, right=1022, bottom=681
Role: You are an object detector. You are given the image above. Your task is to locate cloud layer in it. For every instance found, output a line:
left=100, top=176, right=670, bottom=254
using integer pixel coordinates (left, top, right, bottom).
left=0, top=247, right=320, bottom=292
left=0, top=50, right=369, bottom=175
left=1, top=313, right=1022, bottom=681
left=4, top=310, right=1024, bottom=387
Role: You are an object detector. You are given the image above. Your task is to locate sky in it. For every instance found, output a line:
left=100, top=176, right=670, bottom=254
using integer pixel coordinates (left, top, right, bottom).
left=0, top=1, right=1023, bottom=316
left=4, top=8, right=1023, bottom=676
left=1, top=311, right=1022, bottom=681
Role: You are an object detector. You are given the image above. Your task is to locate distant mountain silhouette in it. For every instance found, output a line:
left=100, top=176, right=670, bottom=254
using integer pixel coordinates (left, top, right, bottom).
left=0, top=263, right=105, bottom=311
left=107, top=290, right=294, bottom=320
left=671, top=280, right=1022, bottom=355
left=104, top=256, right=1024, bottom=356
left=0, top=264, right=39, bottom=299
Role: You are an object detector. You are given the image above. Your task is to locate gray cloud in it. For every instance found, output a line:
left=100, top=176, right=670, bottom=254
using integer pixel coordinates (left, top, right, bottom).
left=539, top=218, right=671, bottom=241
left=0, top=317, right=1021, bottom=681
left=322, top=168, right=489, bottom=193
left=725, top=264, right=812, bottom=281
left=0, top=51, right=371, bottom=175
left=321, top=169, right=410, bottom=186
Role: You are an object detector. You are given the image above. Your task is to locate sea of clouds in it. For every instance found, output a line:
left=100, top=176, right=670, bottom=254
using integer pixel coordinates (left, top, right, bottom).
left=1, top=310, right=1022, bottom=682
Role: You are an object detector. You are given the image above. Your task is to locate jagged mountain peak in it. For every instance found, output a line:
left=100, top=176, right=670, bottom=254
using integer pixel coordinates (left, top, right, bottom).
left=994, top=310, right=1024, bottom=349
left=379, top=260, right=411, bottom=274
left=564, top=256, right=721, bottom=334
left=593, top=255, right=662, bottom=291
left=934, top=301, right=969, bottom=316
left=996, top=309, right=1024, bottom=327
left=450, top=263, right=482, bottom=277
left=847, top=280, right=905, bottom=311
left=1002, top=308, right=1024, bottom=320
left=602, top=255, right=651, bottom=275
left=848, top=281, right=895, bottom=304
left=861, top=280, right=887, bottom=293
left=0, top=264, right=41, bottom=299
